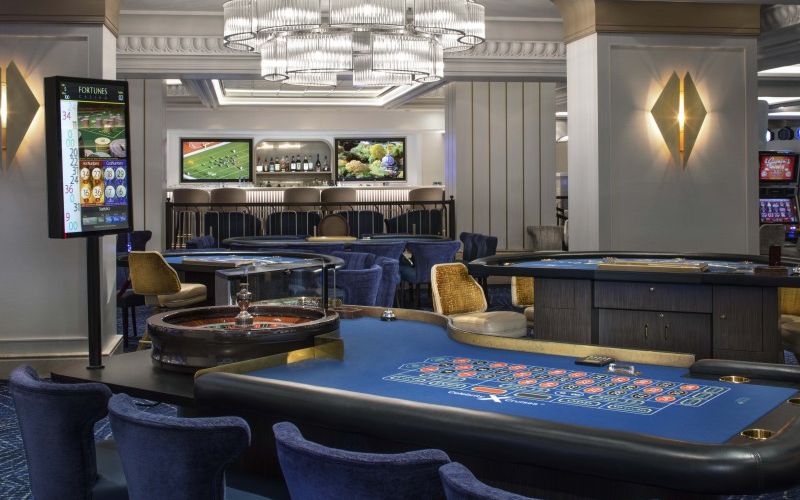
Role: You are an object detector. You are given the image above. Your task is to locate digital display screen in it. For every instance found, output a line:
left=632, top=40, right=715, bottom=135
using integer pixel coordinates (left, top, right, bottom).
left=335, top=138, right=406, bottom=182
left=759, top=152, right=799, bottom=183
left=46, top=77, right=132, bottom=238
left=760, top=198, right=799, bottom=224
left=180, top=138, right=253, bottom=182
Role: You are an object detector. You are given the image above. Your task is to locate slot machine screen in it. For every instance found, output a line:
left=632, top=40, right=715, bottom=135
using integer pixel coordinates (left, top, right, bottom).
left=759, top=198, right=799, bottom=225
left=45, top=77, right=132, bottom=238
left=759, top=152, right=799, bottom=183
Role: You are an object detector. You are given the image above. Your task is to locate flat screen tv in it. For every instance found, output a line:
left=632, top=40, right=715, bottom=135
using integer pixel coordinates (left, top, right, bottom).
left=335, top=138, right=406, bottom=182
left=759, top=151, right=799, bottom=183
left=180, top=138, right=253, bottom=182
left=45, top=76, right=133, bottom=238
left=760, top=197, right=799, bottom=225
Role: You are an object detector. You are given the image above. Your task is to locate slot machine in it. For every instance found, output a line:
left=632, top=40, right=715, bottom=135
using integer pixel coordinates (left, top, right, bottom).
left=759, top=151, right=800, bottom=242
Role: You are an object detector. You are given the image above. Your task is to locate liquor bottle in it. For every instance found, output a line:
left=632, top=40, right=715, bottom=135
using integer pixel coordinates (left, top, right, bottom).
left=323, top=155, right=330, bottom=172
left=256, top=155, right=263, bottom=173
left=268, top=157, right=274, bottom=172
left=291, top=156, right=297, bottom=172
left=303, top=154, right=310, bottom=171
left=315, top=154, right=322, bottom=172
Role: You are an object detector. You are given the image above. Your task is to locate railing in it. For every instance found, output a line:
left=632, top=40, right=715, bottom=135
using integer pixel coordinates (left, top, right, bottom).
left=165, top=198, right=457, bottom=250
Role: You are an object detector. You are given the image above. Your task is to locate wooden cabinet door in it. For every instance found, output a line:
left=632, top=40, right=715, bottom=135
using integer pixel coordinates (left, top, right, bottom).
left=658, top=312, right=712, bottom=359
left=598, top=310, right=661, bottom=351
left=712, top=286, right=782, bottom=363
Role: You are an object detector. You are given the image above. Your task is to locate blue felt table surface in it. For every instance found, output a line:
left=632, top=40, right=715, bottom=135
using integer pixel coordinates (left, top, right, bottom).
left=511, top=258, right=758, bottom=274
left=246, top=318, right=796, bottom=444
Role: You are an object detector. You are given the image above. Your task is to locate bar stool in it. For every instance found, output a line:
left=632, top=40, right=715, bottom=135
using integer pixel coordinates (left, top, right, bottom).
left=210, top=187, right=247, bottom=210
left=283, top=187, right=320, bottom=211
left=409, top=187, right=445, bottom=210
left=172, top=188, right=210, bottom=248
left=321, top=187, right=357, bottom=212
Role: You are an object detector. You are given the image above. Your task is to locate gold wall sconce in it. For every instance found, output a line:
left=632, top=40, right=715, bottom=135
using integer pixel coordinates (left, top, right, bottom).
left=651, top=71, right=706, bottom=168
left=1, top=61, right=41, bottom=166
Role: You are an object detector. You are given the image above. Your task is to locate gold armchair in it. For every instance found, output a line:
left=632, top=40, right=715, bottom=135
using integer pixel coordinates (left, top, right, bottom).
left=128, top=251, right=207, bottom=308
left=511, top=276, right=535, bottom=327
left=780, top=288, right=800, bottom=359
left=431, top=263, right=527, bottom=338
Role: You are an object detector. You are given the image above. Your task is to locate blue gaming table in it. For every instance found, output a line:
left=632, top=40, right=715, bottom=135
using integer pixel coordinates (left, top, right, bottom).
left=195, top=308, right=800, bottom=498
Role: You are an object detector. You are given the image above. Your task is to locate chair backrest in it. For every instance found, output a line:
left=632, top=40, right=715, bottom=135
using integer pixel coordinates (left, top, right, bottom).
left=526, top=225, right=564, bottom=251
left=108, top=393, right=250, bottom=500
left=406, top=240, right=462, bottom=284
left=319, top=214, right=350, bottom=237
left=274, top=422, right=450, bottom=500
left=209, top=187, right=247, bottom=204
left=431, top=263, right=487, bottom=315
left=172, top=188, right=210, bottom=204
left=333, top=265, right=383, bottom=306
left=511, top=276, right=534, bottom=308
left=439, top=462, right=535, bottom=500
left=266, top=211, right=321, bottom=236
left=375, top=256, right=400, bottom=308
left=285, top=242, right=347, bottom=254
left=205, top=212, right=262, bottom=241
left=128, top=251, right=181, bottom=295
left=351, top=240, right=407, bottom=260
left=284, top=187, right=321, bottom=211
left=385, top=210, right=444, bottom=236
left=9, top=365, right=112, bottom=500
left=338, top=210, right=386, bottom=237
left=409, top=187, right=445, bottom=210
left=129, top=230, right=152, bottom=251
left=331, top=251, right=376, bottom=270
left=321, top=187, right=357, bottom=207
left=459, top=233, right=498, bottom=262
left=781, top=287, right=800, bottom=316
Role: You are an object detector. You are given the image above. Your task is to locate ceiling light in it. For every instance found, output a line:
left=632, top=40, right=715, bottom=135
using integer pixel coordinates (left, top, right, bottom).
left=164, top=79, right=183, bottom=86
left=222, top=0, right=485, bottom=87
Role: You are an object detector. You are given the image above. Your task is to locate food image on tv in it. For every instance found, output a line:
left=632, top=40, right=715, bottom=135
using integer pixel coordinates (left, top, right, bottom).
left=336, top=139, right=405, bottom=182
left=77, top=102, right=127, bottom=159
left=760, top=153, right=798, bottom=182
left=182, top=140, right=251, bottom=181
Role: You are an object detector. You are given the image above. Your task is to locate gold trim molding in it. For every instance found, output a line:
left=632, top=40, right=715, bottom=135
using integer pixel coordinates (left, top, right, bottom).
left=0, top=0, right=120, bottom=36
left=552, top=0, right=760, bottom=43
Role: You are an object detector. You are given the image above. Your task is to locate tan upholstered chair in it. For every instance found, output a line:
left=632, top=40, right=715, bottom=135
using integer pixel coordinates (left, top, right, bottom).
left=173, top=188, right=210, bottom=205
left=431, top=263, right=527, bottom=338
left=321, top=187, right=357, bottom=211
left=511, top=277, right=534, bottom=327
left=129, top=252, right=207, bottom=308
left=409, top=187, right=445, bottom=210
left=318, top=214, right=350, bottom=237
left=780, top=288, right=800, bottom=359
left=284, top=187, right=321, bottom=212
left=210, top=188, right=247, bottom=212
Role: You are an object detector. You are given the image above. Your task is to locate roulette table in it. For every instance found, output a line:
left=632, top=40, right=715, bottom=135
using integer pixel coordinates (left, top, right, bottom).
left=469, top=252, right=800, bottom=363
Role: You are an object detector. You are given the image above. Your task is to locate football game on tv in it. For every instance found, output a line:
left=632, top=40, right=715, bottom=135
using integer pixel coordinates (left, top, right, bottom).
left=759, top=152, right=799, bottom=183
left=335, top=138, right=406, bottom=182
left=181, top=138, right=253, bottom=182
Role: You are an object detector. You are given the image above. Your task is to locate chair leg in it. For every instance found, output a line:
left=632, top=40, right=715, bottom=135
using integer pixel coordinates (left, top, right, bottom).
left=131, top=306, right=138, bottom=340
left=121, top=305, right=129, bottom=349
left=415, top=283, right=421, bottom=309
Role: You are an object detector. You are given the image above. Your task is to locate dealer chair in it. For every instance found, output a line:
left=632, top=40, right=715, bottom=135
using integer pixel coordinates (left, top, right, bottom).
left=108, top=393, right=264, bottom=500
left=117, top=231, right=152, bottom=348
left=318, top=214, right=351, bottom=237
left=431, top=263, right=527, bottom=338
left=439, top=463, right=538, bottom=500
left=10, top=366, right=128, bottom=500
left=780, top=288, right=800, bottom=360
left=511, top=277, right=535, bottom=329
left=273, top=421, right=450, bottom=500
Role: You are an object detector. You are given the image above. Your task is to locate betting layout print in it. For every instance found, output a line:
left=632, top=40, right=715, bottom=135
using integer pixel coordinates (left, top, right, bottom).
left=383, top=356, right=730, bottom=415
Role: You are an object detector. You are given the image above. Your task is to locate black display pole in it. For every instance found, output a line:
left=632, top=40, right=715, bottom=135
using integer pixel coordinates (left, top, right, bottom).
left=86, top=235, right=104, bottom=369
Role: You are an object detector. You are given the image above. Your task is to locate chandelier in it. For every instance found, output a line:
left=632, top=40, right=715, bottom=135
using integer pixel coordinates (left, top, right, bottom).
left=223, top=0, right=486, bottom=87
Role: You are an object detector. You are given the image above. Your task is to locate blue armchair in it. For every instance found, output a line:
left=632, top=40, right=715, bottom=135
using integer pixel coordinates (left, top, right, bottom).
left=332, top=265, right=382, bottom=306
left=274, top=421, right=450, bottom=500
left=108, top=393, right=251, bottom=500
left=350, top=240, right=407, bottom=260
left=404, top=240, right=462, bottom=307
left=439, top=463, right=538, bottom=500
left=9, top=365, right=127, bottom=500
left=331, top=251, right=376, bottom=270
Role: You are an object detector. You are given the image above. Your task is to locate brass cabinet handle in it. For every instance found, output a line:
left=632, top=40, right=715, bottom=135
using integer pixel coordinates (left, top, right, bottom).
left=720, top=314, right=727, bottom=320
left=664, top=323, right=669, bottom=341
left=649, top=287, right=655, bottom=292
left=644, top=323, right=649, bottom=340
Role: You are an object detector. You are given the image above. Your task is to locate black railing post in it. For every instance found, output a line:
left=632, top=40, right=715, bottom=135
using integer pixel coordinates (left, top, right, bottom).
left=165, top=202, right=174, bottom=250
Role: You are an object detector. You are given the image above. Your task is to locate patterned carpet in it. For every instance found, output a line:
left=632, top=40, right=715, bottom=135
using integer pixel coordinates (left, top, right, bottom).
left=1, top=287, right=800, bottom=499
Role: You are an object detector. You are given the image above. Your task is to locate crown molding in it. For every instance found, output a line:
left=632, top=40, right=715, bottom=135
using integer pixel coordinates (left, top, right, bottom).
left=762, top=5, right=800, bottom=33
left=0, top=0, right=120, bottom=36
left=759, top=6, right=800, bottom=71
left=117, top=36, right=567, bottom=80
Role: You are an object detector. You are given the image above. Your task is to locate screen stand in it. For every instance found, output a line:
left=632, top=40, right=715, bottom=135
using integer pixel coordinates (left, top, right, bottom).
left=86, top=236, right=104, bottom=370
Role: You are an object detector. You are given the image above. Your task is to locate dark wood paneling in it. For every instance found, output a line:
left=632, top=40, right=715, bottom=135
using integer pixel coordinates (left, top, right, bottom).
left=598, top=310, right=711, bottom=359
left=534, top=279, right=592, bottom=343
left=594, top=281, right=712, bottom=313
left=598, top=310, right=656, bottom=351
left=660, top=312, right=712, bottom=359
left=712, top=286, right=783, bottom=363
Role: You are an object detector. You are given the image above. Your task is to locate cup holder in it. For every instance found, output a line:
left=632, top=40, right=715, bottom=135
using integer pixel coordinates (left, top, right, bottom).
left=719, top=375, right=750, bottom=384
left=740, top=428, right=774, bottom=440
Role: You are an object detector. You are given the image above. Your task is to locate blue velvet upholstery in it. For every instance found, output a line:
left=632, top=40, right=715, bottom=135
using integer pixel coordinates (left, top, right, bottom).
left=265, top=211, right=321, bottom=236
left=9, top=365, right=127, bottom=500
left=186, top=235, right=217, bottom=249
left=108, top=393, right=251, bottom=500
left=331, top=251, right=376, bottom=270
left=385, top=210, right=443, bottom=236
left=205, top=212, right=262, bottom=241
left=350, top=240, right=407, bottom=260
left=405, top=240, right=462, bottom=285
left=439, top=463, right=537, bottom=500
left=273, top=422, right=450, bottom=500
left=332, top=265, right=382, bottom=306
left=459, top=232, right=498, bottom=263
left=374, top=256, right=400, bottom=308
left=337, top=210, right=385, bottom=237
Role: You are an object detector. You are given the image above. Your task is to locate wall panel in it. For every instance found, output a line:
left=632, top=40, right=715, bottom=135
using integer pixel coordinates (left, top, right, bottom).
left=472, top=82, right=491, bottom=236
left=489, top=82, right=508, bottom=249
